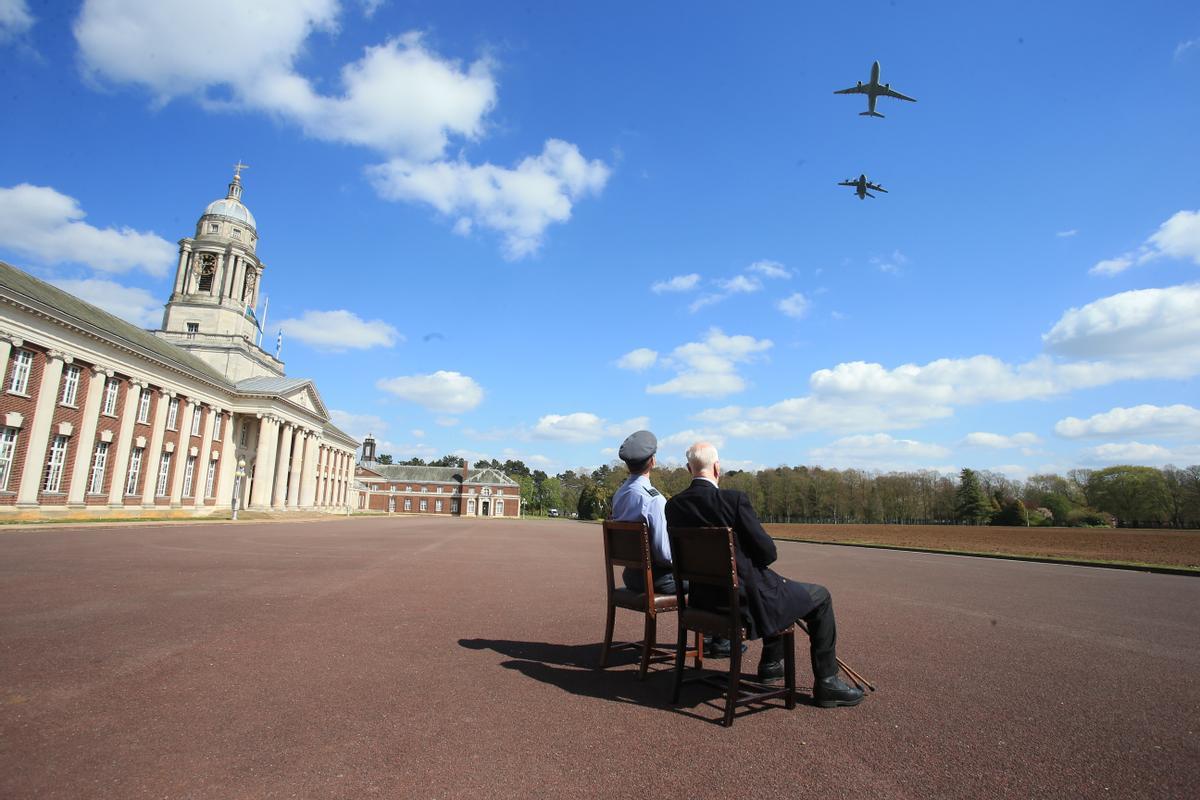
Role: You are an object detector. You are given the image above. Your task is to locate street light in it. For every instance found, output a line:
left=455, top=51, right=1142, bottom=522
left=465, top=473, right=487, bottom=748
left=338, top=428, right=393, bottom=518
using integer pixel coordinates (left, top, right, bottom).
left=232, top=458, right=247, bottom=520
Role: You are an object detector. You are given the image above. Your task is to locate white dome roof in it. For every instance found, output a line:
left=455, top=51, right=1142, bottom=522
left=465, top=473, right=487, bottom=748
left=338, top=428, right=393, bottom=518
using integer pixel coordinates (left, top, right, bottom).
left=202, top=197, right=257, bottom=230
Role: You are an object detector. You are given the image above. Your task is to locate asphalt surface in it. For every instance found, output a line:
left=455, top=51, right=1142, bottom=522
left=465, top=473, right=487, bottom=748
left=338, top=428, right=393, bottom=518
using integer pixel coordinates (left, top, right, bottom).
left=1, top=517, right=1197, bottom=799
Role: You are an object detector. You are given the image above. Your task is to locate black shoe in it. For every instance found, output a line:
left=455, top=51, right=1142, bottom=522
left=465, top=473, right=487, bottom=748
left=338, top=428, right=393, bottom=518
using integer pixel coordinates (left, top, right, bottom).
left=813, top=675, right=864, bottom=708
left=756, top=660, right=785, bottom=683
left=703, top=636, right=747, bottom=658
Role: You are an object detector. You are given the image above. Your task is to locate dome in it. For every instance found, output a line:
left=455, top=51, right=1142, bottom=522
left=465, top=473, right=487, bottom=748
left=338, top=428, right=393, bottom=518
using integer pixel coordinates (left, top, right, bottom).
left=202, top=197, right=257, bottom=230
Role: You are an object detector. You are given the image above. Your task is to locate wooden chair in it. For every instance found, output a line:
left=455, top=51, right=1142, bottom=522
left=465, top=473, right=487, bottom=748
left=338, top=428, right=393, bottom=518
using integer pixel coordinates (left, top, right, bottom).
left=599, top=520, right=701, bottom=680
left=667, top=526, right=796, bottom=727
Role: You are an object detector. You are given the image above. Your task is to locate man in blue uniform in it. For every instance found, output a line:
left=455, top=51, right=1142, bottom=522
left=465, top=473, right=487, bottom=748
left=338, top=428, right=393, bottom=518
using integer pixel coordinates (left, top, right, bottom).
left=610, top=430, right=736, bottom=657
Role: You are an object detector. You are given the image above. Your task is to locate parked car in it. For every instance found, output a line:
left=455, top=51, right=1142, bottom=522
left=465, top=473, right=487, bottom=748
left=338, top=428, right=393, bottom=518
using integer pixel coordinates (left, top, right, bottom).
left=548, top=508, right=559, bottom=517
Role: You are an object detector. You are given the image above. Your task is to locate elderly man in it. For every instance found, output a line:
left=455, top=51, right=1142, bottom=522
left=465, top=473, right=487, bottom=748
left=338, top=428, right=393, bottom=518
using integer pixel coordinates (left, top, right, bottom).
left=664, top=441, right=863, bottom=708
left=610, top=430, right=736, bottom=658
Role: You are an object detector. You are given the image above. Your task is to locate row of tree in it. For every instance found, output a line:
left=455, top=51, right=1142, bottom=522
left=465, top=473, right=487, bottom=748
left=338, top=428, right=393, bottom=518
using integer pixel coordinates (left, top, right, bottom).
left=375, top=451, right=1200, bottom=528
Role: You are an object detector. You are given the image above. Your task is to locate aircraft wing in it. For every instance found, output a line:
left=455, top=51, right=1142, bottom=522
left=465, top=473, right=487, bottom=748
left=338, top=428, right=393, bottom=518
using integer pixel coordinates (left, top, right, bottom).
left=882, top=87, right=916, bottom=102
left=834, top=85, right=868, bottom=95
left=866, top=183, right=888, bottom=193
left=837, top=180, right=857, bottom=187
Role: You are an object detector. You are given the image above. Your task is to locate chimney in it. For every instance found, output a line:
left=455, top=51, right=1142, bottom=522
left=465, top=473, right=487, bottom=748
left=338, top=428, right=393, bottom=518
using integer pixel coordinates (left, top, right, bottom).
left=460, top=459, right=470, bottom=482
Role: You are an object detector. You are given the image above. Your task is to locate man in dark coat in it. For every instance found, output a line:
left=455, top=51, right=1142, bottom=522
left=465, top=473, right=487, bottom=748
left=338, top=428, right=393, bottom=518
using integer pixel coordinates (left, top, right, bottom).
left=664, top=441, right=863, bottom=708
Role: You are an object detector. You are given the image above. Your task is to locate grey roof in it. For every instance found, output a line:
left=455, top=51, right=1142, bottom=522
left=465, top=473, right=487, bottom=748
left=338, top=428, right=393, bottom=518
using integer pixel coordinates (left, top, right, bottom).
left=322, top=421, right=357, bottom=446
left=0, top=260, right=230, bottom=387
left=234, top=376, right=312, bottom=394
left=362, top=464, right=519, bottom=486
left=203, top=197, right=257, bottom=229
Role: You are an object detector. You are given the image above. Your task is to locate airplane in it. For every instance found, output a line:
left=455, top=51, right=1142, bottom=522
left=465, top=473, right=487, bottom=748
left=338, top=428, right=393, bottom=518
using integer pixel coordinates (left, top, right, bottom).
left=838, top=174, right=888, bottom=199
left=834, top=61, right=916, bottom=117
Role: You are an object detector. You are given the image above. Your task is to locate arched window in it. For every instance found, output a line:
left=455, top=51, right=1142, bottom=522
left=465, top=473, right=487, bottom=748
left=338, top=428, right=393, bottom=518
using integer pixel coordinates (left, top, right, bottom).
left=196, top=254, right=217, bottom=292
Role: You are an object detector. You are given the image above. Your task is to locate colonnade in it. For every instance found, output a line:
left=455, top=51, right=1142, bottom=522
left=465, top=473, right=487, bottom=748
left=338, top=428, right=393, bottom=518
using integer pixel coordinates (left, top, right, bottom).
left=246, top=415, right=354, bottom=511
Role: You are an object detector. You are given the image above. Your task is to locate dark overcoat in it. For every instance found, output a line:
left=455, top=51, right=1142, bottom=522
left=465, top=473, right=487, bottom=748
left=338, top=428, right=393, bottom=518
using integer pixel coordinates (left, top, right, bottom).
left=665, top=478, right=815, bottom=639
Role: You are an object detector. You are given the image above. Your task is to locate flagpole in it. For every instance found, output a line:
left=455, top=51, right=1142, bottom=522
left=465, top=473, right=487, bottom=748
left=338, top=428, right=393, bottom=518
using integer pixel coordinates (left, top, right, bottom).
left=258, top=296, right=269, bottom=348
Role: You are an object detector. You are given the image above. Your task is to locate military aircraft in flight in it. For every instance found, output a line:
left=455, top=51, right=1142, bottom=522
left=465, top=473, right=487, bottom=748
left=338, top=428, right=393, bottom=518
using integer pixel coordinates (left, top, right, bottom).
left=834, top=61, right=916, bottom=117
left=838, top=174, right=888, bottom=199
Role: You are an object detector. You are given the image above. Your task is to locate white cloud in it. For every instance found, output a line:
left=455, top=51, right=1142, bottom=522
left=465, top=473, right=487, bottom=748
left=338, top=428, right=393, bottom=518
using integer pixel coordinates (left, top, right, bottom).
left=778, top=292, right=811, bottom=319
left=871, top=250, right=909, bottom=274
left=810, top=433, right=950, bottom=468
left=369, top=139, right=610, bottom=259
left=1079, top=442, right=1198, bottom=466
left=963, top=432, right=1041, bottom=449
left=646, top=328, right=772, bottom=398
left=0, top=184, right=175, bottom=275
left=651, top=273, right=700, bottom=293
left=1090, top=209, right=1200, bottom=276
left=1056, top=229, right=1078, bottom=238
left=358, top=0, right=385, bottom=18
left=377, top=370, right=483, bottom=413
left=658, top=429, right=726, bottom=453
left=687, top=293, right=725, bottom=313
left=617, top=347, right=657, bottom=371
left=0, top=0, right=33, bottom=41
left=411, top=429, right=425, bottom=438
left=1055, top=404, right=1200, bottom=439
left=1175, top=38, right=1199, bottom=61
left=530, top=412, right=605, bottom=442
left=719, top=274, right=761, bottom=294
left=74, top=2, right=607, bottom=258
left=329, top=409, right=389, bottom=441
left=747, top=260, right=790, bottom=279
left=277, top=309, right=401, bottom=351
left=51, top=278, right=162, bottom=327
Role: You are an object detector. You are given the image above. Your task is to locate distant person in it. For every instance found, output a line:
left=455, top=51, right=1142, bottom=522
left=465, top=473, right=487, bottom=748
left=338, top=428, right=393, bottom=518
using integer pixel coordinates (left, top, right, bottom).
left=610, top=431, right=736, bottom=658
left=664, top=441, right=863, bottom=707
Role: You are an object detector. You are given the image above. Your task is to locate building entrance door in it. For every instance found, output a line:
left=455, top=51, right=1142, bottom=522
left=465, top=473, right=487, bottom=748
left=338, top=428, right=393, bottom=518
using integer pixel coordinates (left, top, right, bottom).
left=481, top=500, right=490, bottom=516
left=388, top=496, right=395, bottom=512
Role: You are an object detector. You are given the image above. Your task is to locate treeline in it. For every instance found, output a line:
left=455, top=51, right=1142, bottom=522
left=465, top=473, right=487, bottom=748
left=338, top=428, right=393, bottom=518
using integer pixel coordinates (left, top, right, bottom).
left=376, top=451, right=1200, bottom=528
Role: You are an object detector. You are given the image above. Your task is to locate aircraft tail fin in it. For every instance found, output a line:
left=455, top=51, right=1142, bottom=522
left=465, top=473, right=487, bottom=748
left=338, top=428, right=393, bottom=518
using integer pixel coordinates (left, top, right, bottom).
left=859, top=110, right=885, bottom=118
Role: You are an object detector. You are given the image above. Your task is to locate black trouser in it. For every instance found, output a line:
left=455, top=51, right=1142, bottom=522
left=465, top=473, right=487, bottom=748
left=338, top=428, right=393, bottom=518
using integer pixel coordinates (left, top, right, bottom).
left=761, top=582, right=838, bottom=679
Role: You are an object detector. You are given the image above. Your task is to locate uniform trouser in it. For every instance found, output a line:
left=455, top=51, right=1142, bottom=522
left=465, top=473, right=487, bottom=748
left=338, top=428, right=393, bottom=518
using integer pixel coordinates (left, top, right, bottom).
left=760, top=582, right=838, bottom=679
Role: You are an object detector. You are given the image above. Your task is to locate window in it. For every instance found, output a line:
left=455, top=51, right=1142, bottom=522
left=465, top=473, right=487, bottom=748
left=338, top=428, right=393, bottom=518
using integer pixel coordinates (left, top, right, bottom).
left=496, top=489, right=503, bottom=497
left=165, top=398, right=179, bottom=430
left=43, top=435, right=68, bottom=492
left=186, top=321, right=201, bottom=336
left=209, top=223, right=218, bottom=233
left=404, top=498, right=411, bottom=511
left=134, top=388, right=149, bottom=422
left=156, top=452, right=172, bottom=495
left=436, top=486, right=442, bottom=494
left=232, top=228, right=241, bottom=239
left=0, top=427, right=17, bottom=490
left=419, top=499, right=427, bottom=512
left=126, top=448, right=144, bottom=495
left=421, top=486, right=428, bottom=493
left=482, top=487, right=491, bottom=496
left=88, top=441, right=109, bottom=494
left=239, top=423, right=248, bottom=446
left=212, top=413, right=222, bottom=440
left=435, top=499, right=443, bottom=512
left=451, top=499, right=459, bottom=514
left=467, top=499, right=475, bottom=513
left=182, top=456, right=197, bottom=497
left=405, top=485, right=411, bottom=492
left=496, top=500, right=504, bottom=515
left=204, top=459, right=217, bottom=498
left=103, top=379, right=120, bottom=416
left=59, top=365, right=81, bottom=406
left=7, top=349, right=32, bottom=393
left=191, top=408, right=202, bottom=436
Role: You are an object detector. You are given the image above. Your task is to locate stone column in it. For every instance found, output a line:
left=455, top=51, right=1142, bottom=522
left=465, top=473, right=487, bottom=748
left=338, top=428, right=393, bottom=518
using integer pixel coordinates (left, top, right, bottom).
left=108, top=379, right=145, bottom=506
left=214, top=410, right=238, bottom=508
left=249, top=415, right=278, bottom=510
left=233, top=256, right=246, bottom=303
left=271, top=422, right=293, bottom=509
left=140, top=389, right=173, bottom=507
left=15, top=350, right=70, bottom=507
left=337, top=451, right=347, bottom=506
left=220, top=252, right=233, bottom=298
left=195, top=405, right=215, bottom=504
left=298, top=433, right=318, bottom=509
left=168, top=399, right=197, bottom=506
left=286, top=428, right=304, bottom=508
left=66, top=364, right=112, bottom=506
left=172, top=246, right=189, bottom=295
left=0, top=331, right=22, bottom=389
left=319, top=447, right=330, bottom=507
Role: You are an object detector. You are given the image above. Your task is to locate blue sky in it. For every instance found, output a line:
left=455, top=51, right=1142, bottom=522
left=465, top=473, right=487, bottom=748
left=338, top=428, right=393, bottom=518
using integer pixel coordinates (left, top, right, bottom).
left=2, top=0, right=1198, bottom=477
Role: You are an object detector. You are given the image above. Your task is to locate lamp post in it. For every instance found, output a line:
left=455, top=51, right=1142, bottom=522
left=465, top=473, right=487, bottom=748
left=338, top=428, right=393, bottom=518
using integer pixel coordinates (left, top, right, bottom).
left=232, top=458, right=247, bottom=520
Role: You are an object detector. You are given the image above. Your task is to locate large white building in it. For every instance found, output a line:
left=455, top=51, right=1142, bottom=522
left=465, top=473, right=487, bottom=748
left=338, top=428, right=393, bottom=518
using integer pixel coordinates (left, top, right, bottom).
left=0, top=170, right=358, bottom=518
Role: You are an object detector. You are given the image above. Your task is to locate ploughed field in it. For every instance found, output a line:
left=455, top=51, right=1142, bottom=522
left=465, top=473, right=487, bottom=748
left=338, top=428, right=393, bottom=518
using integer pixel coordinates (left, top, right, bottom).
left=765, top=523, right=1200, bottom=569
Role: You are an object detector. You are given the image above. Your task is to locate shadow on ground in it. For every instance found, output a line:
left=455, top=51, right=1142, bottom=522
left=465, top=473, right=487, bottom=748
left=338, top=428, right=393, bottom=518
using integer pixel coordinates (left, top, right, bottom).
left=458, top=638, right=809, bottom=725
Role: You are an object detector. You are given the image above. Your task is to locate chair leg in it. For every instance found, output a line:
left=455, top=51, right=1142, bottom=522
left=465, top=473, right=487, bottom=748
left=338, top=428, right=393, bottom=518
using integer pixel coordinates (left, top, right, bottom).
left=783, top=630, right=797, bottom=710
left=672, top=624, right=687, bottom=704
left=724, top=632, right=742, bottom=727
left=638, top=614, right=656, bottom=681
left=599, top=602, right=616, bottom=669
left=693, top=629, right=704, bottom=669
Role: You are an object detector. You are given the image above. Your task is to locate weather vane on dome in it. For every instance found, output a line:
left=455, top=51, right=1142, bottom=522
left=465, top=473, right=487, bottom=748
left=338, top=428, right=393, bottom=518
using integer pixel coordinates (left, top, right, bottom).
left=232, top=160, right=249, bottom=180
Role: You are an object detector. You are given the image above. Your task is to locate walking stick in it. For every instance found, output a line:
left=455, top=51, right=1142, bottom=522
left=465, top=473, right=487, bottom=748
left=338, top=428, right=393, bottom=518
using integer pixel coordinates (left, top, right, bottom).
left=797, top=621, right=876, bottom=692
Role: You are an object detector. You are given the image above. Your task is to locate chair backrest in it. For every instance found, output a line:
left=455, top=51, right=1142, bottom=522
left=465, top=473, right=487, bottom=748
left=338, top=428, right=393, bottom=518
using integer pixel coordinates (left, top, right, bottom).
left=601, top=520, right=652, bottom=594
left=667, top=527, right=741, bottom=628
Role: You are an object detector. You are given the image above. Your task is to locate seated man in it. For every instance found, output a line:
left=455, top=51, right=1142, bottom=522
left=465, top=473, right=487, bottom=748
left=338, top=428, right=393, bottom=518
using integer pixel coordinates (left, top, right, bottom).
left=664, top=441, right=864, bottom=708
left=610, top=430, right=737, bottom=657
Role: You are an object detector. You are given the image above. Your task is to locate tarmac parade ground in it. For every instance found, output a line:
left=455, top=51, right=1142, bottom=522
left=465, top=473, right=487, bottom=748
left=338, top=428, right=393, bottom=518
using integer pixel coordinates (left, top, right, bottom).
left=1, top=517, right=1197, bottom=799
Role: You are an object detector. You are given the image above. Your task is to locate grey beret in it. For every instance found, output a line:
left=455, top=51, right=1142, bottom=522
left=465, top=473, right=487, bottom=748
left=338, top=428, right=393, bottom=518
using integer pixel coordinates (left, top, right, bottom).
left=619, top=430, right=657, bottom=463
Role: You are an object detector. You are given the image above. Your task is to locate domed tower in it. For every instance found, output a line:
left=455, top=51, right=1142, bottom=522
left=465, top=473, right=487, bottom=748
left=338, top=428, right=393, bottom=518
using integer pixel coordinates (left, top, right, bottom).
left=155, top=165, right=284, bottom=381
